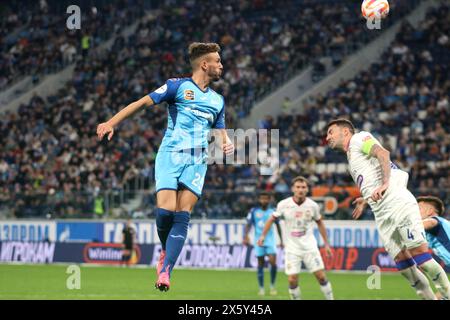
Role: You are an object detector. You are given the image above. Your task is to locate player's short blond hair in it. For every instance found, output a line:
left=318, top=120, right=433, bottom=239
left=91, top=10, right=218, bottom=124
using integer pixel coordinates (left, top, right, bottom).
left=417, top=196, right=445, bottom=217
left=291, top=176, right=310, bottom=187
left=188, top=42, right=221, bottom=65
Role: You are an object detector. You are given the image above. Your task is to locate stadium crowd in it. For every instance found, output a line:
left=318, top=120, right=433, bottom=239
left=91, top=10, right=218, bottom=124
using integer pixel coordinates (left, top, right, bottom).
left=1, top=0, right=442, bottom=220
left=0, top=0, right=145, bottom=90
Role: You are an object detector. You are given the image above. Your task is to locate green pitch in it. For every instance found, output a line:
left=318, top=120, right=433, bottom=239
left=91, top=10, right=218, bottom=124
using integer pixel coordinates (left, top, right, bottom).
left=0, top=264, right=429, bottom=300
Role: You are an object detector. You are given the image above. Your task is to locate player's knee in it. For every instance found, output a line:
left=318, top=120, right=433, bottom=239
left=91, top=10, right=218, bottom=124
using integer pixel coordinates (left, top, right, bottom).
left=315, top=273, right=327, bottom=284
left=288, top=276, right=298, bottom=286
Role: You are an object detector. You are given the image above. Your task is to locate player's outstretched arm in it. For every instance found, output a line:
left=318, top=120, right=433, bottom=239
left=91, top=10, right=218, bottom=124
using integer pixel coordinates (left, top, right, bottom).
left=316, top=218, right=333, bottom=258
left=257, top=216, right=276, bottom=246
left=97, top=95, right=154, bottom=141
left=369, top=144, right=391, bottom=201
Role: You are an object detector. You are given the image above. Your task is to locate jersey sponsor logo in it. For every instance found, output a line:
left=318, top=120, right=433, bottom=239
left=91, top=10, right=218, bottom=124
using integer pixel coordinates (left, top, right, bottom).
left=155, top=84, right=167, bottom=94
left=184, top=89, right=195, bottom=100
left=362, top=136, right=372, bottom=142
left=185, top=107, right=214, bottom=122
left=290, top=231, right=306, bottom=237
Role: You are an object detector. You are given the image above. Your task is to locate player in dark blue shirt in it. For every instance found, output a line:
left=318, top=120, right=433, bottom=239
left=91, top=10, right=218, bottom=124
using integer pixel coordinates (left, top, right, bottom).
left=97, top=43, right=234, bottom=291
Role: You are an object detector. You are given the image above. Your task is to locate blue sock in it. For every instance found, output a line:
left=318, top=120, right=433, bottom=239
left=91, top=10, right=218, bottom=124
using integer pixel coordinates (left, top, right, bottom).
left=161, top=211, right=190, bottom=275
left=257, top=266, right=264, bottom=289
left=270, top=264, right=277, bottom=286
left=156, top=208, right=174, bottom=251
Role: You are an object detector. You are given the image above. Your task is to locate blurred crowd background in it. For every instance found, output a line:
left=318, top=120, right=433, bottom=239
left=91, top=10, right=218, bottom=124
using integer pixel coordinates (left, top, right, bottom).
left=0, top=0, right=448, bottom=220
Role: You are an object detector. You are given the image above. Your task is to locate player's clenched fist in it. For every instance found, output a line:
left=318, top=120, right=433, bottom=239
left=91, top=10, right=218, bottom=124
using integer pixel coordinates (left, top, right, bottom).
left=97, top=122, right=115, bottom=141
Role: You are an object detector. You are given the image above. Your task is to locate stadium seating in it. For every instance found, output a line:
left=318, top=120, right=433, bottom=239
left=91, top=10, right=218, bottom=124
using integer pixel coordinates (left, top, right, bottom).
left=0, top=0, right=145, bottom=90
left=1, top=0, right=445, bottom=220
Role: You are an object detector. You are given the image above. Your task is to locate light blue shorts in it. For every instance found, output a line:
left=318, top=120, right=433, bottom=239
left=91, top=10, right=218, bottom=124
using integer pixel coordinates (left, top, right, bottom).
left=155, top=151, right=207, bottom=198
left=254, top=244, right=277, bottom=257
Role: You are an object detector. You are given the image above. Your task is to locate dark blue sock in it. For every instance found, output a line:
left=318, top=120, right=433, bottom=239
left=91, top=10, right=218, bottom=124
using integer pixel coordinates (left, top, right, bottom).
left=270, top=264, right=277, bottom=286
left=156, top=208, right=174, bottom=251
left=161, top=211, right=190, bottom=275
left=257, top=266, right=264, bottom=289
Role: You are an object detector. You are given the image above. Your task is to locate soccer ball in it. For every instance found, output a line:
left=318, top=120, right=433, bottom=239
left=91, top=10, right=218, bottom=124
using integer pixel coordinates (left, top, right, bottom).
left=361, top=0, right=389, bottom=20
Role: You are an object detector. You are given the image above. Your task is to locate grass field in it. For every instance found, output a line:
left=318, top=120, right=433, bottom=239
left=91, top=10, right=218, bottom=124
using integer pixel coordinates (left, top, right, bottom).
left=0, top=264, right=431, bottom=300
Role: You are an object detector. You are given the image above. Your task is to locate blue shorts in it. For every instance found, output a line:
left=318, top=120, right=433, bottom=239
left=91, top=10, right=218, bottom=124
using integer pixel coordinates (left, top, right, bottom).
left=254, top=244, right=277, bottom=257
left=155, top=151, right=207, bottom=198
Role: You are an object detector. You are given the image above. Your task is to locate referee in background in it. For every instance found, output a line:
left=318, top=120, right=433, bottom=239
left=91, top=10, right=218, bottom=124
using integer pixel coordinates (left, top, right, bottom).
left=122, top=219, right=136, bottom=266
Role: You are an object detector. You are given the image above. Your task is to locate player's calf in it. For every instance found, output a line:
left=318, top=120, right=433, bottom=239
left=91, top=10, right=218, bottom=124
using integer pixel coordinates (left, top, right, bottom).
left=288, top=275, right=301, bottom=300
left=313, top=270, right=334, bottom=300
left=413, top=252, right=450, bottom=300
left=395, top=257, right=436, bottom=300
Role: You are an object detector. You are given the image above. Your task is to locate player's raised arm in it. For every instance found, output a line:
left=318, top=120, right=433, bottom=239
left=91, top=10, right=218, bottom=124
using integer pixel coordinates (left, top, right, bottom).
left=257, top=216, right=276, bottom=246
left=97, top=95, right=154, bottom=141
left=367, top=142, right=391, bottom=201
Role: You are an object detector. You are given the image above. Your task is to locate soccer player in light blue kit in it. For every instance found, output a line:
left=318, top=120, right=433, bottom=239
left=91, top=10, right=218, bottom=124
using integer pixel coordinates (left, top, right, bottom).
left=243, top=192, right=283, bottom=296
left=418, top=196, right=450, bottom=299
left=97, top=43, right=234, bottom=291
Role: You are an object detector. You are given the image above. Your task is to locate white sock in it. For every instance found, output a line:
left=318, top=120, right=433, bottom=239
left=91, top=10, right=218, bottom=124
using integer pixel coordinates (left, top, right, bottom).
left=320, top=281, right=334, bottom=300
left=419, top=259, right=450, bottom=300
left=400, top=265, right=436, bottom=300
left=289, top=286, right=301, bottom=300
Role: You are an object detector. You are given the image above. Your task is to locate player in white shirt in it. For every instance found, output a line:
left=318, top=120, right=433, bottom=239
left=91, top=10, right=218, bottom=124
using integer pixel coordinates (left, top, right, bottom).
left=258, top=176, right=334, bottom=300
left=326, top=118, right=450, bottom=300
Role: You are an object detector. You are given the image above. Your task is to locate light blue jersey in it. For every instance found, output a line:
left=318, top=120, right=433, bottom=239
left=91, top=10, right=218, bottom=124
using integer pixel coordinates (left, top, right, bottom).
left=149, top=78, right=225, bottom=152
left=426, top=216, right=450, bottom=266
left=246, top=207, right=278, bottom=257
left=148, top=78, right=226, bottom=197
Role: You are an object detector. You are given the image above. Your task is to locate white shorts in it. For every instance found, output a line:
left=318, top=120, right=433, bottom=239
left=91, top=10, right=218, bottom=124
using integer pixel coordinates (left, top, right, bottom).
left=374, top=188, right=427, bottom=259
left=284, top=249, right=325, bottom=275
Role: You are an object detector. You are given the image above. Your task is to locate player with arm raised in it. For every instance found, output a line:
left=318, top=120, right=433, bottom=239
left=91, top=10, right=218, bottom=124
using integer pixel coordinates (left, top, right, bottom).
left=258, top=176, right=334, bottom=300
left=97, top=43, right=234, bottom=291
left=243, top=192, right=284, bottom=296
left=327, top=118, right=450, bottom=300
